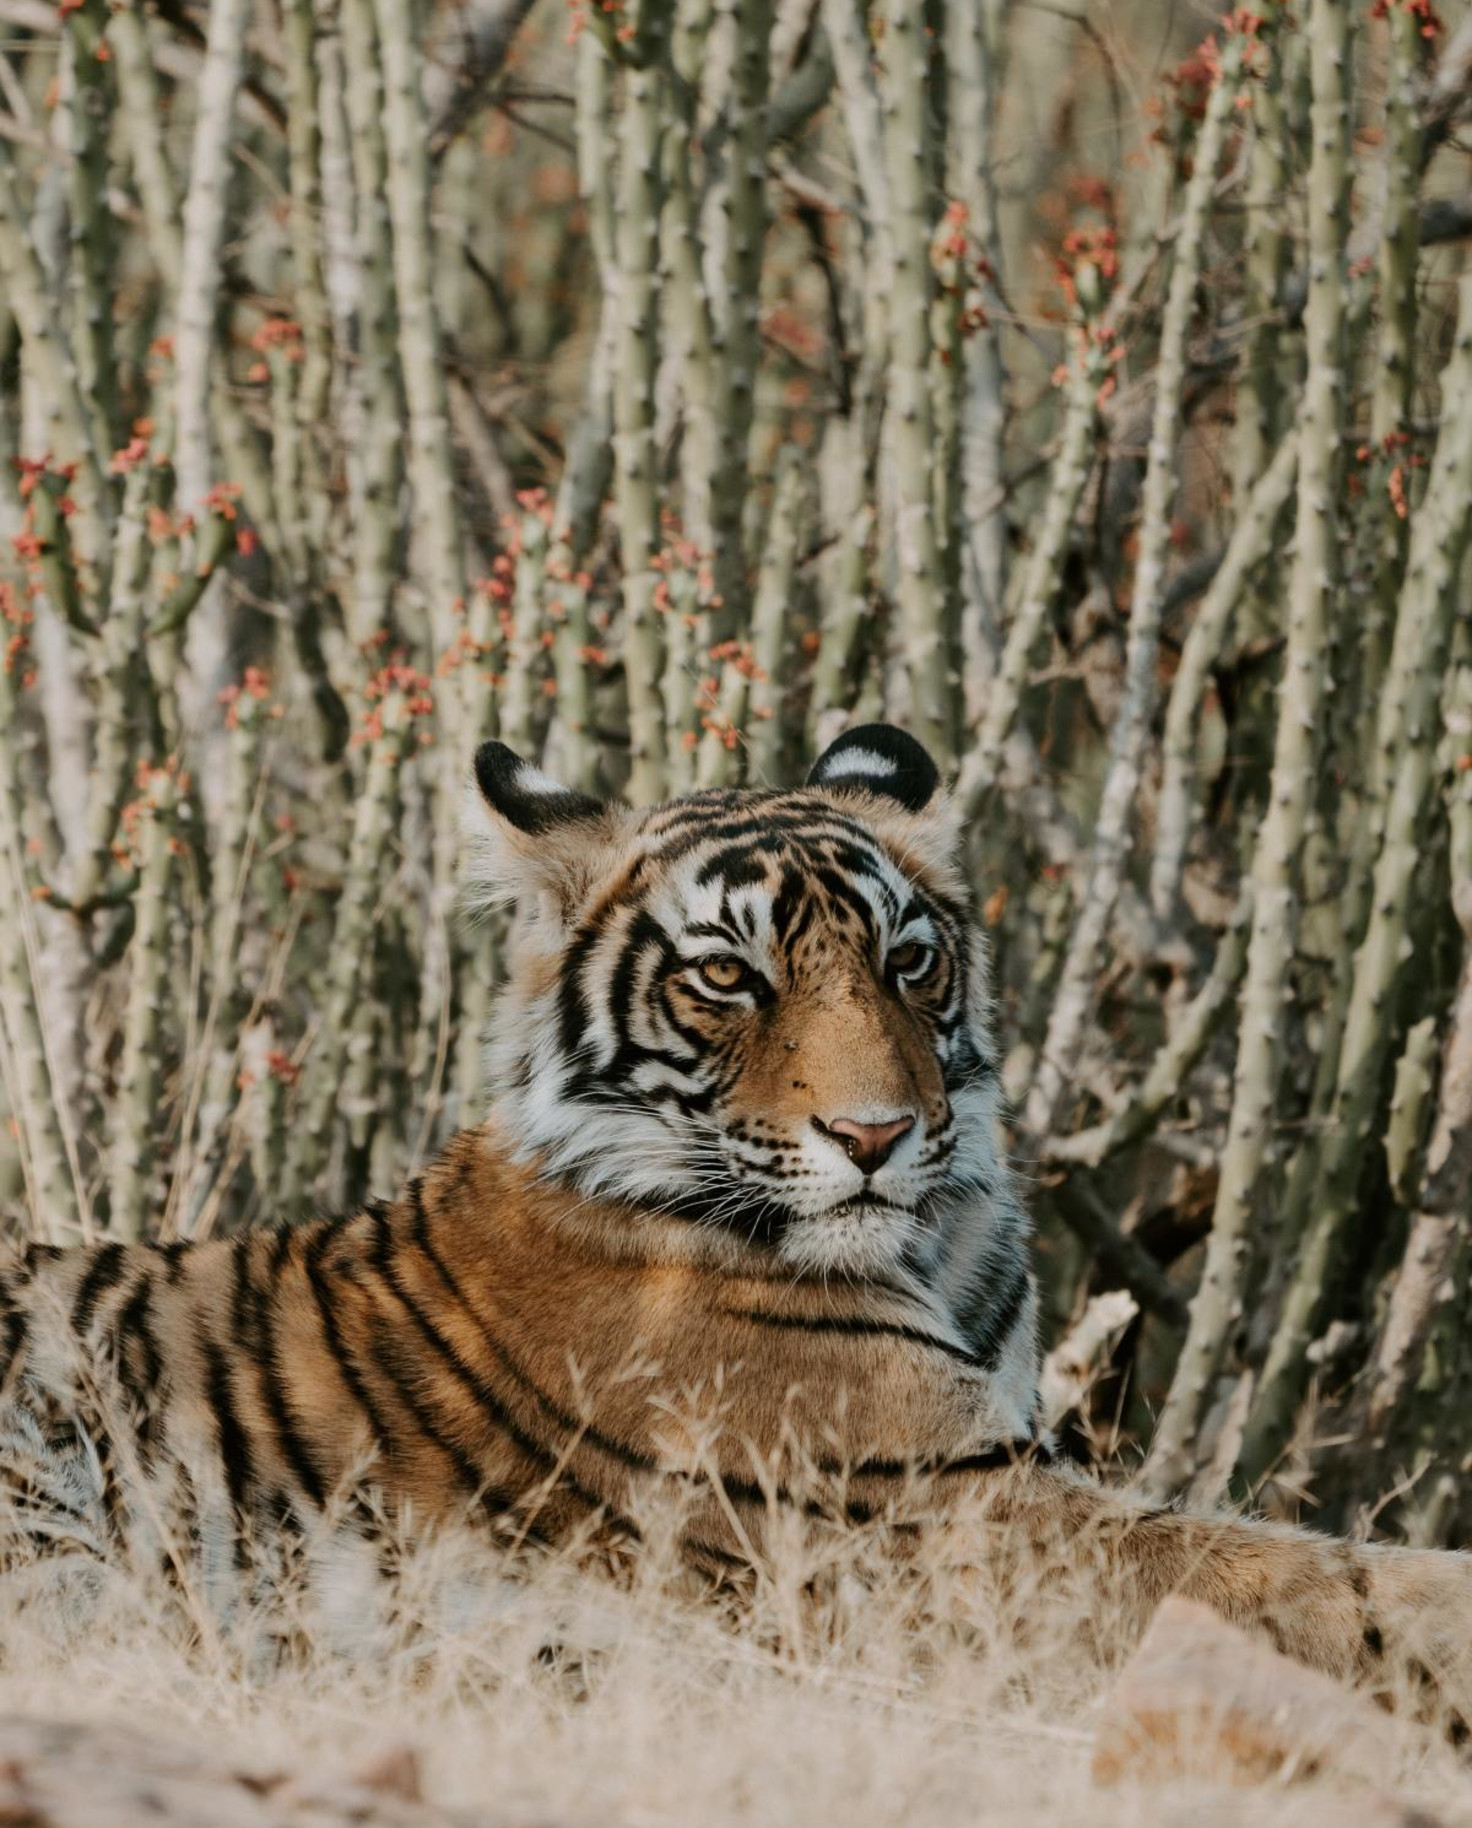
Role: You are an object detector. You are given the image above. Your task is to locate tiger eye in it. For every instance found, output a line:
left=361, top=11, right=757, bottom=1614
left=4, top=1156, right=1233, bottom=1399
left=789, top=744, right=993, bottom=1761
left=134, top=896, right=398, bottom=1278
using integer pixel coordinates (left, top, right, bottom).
left=889, top=941, right=931, bottom=977
left=697, top=955, right=750, bottom=991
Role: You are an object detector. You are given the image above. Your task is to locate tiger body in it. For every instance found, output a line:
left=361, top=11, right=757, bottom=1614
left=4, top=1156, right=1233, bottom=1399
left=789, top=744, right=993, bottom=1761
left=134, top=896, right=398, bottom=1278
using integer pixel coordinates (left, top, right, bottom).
left=2, top=724, right=1471, bottom=1708
left=0, top=1127, right=1036, bottom=1572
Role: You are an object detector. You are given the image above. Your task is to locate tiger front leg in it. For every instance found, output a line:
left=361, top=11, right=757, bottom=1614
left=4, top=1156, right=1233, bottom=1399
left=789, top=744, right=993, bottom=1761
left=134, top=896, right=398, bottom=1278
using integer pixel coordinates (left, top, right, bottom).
left=954, top=1465, right=1472, bottom=1725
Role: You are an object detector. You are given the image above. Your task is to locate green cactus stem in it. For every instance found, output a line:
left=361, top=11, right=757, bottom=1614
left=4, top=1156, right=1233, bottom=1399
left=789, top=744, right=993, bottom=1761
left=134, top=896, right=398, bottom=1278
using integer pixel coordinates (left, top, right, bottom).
left=1143, top=2, right=1353, bottom=1504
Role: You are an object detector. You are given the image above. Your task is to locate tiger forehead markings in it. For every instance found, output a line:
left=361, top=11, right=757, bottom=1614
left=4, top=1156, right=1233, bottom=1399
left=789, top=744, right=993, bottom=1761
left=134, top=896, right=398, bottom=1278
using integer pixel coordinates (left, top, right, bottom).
left=475, top=726, right=1020, bottom=1291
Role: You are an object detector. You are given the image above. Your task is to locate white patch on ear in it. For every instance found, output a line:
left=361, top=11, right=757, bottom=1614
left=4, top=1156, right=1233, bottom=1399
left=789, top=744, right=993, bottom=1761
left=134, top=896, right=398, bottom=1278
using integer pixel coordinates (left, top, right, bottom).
left=516, top=765, right=575, bottom=797
left=818, top=747, right=898, bottom=783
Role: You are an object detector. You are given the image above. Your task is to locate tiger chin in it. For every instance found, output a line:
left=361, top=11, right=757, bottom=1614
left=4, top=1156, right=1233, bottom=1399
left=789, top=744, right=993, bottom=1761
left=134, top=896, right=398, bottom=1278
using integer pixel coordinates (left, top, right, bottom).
left=3, top=723, right=1471, bottom=1722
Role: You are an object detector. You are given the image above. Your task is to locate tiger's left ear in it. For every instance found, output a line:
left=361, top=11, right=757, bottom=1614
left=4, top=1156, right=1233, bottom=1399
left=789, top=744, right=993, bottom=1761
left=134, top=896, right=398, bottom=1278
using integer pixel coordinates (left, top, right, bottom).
left=463, top=742, right=630, bottom=916
left=806, top=723, right=961, bottom=878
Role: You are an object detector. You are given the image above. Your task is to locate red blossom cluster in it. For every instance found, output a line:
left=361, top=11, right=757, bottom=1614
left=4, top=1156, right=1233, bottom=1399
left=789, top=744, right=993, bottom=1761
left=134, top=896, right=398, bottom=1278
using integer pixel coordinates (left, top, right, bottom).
left=109, top=422, right=156, bottom=476
left=692, top=638, right=764, bottom=750
left=147, top=505, right=190, bottom=545
left=1, top=580, right=35, bottom=689
left=247, top=319, right=306, bottom=384
left=1353, top=430, right=1425, bottom=519
left=202, top=479, right=255, bottom=555
left=1370, top=0, right=1443, bottom=36
left=512, top=486, right=555, bottom=524
left=1161, top=38, right=1222, bottom=127
left=1151, top=14, right=1267, bottom=150
left=264, top=1052, right=301, bottom=1086
left=217, top=665, right=274, bottom=731
left=564, top=0, right=632, bottom=45
left=707, top=638, right=764, bottom=682
left=652, top=519, right=720, bottom=624
left=763, top=304, right=825, bottom=367
left=114, top=757, right=186, bottom=865
left=357, top=661, right=436, bottom=749
left=1055, top=225, right=1118, bottom=313
left=438, top=622, right=493, bottom=681
left=203, top=481, right=244, bottom=520
left=13, top=455, right=77, bottom=510
left=931, top=201, right=994, bottom=349
left=1050, top=320, right=1125, bottom=408
left=9, top=455, right=79, bottom=576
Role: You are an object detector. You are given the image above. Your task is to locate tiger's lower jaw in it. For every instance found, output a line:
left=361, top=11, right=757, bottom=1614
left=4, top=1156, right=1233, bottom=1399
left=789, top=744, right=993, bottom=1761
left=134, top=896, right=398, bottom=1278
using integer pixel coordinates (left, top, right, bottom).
left=775, top=1200, right=925, bottom=1277
left=608, top=1174, right=931, bottom=1273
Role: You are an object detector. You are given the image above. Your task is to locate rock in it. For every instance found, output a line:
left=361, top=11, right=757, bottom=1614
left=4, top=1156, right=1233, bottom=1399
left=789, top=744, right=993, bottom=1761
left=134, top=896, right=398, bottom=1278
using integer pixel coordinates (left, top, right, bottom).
left=1091, top=1596, right=1410, bottom=1792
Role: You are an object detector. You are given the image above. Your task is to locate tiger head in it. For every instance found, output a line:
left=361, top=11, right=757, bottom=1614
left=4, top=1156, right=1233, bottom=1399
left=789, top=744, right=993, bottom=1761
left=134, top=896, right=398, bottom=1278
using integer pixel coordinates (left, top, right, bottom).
left=464, top=726, right=1020, bottom=1285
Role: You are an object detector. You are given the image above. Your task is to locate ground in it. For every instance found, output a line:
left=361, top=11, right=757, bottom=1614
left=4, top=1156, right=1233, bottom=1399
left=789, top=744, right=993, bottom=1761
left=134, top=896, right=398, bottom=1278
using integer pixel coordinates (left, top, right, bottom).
left=3, top=1501, right=1469, bottom=1828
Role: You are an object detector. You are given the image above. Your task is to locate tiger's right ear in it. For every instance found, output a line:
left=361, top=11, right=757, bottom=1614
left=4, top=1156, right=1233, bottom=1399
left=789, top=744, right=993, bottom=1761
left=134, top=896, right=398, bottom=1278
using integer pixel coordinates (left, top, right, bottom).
left=463, top=742, right=629, bottom=915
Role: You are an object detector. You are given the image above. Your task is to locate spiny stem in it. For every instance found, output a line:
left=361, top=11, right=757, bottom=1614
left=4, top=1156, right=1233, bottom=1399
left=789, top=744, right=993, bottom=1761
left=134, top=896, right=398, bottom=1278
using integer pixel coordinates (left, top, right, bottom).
left=60, top=0, right=118, bottom=458
left=1151, top=430, right=1299, bottom=921
left=706, top=0, right=773, bottom=640
left=0, top=141, right=110, bottom=593
left=338, top=0, right=406, bottom=647
left=279, top=0, right=334, bottom=556
left=609, top=15, right=668, bottom=804
left=876, top=0, right=949, bottom=763
left=0, top=656, right=82, bottom=1244
left=283, top=685, right=421, bottom=1208
left=956, top=332, right=1106, bottom=815
left=1025, top=32, right=1248, bottom=1148
left=108, top=761, right=180, bottom=1242
left=1236, top=267, right=1472, bottom=1492
left=1142, top=3, right=1352, bottom=1504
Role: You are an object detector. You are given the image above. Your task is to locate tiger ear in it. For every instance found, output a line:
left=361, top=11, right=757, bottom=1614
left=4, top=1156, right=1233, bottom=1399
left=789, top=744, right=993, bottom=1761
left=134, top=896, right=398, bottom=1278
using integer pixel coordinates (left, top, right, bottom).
left=806, top=724, right=960, bottom=875
left=806, top=723, right=940, bottom=812
left=463, top=742, right=628, bottom=915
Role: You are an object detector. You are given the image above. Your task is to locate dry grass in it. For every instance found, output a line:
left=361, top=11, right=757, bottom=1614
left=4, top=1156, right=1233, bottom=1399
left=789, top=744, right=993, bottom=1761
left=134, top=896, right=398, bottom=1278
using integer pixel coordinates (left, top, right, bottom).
left=4, top=1481, right=1472, bottom=1828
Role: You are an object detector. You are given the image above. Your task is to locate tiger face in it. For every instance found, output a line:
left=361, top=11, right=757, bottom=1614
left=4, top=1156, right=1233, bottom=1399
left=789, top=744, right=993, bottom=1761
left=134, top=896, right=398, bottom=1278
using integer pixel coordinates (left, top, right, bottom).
left=465, top=726, right=1015, bottom=1282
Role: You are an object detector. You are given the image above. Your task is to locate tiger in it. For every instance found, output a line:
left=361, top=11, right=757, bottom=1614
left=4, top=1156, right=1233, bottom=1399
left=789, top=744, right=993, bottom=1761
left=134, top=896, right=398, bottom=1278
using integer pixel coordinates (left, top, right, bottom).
left=2, top=722, right=1470, bottom=1709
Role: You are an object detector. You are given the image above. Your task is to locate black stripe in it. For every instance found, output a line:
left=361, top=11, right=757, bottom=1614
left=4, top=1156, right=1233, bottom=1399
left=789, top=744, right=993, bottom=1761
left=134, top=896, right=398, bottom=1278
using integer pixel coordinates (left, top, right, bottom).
left=644, top=1183, right=790, bottom=1250
left=557, top=920, right=606, bottom=1055
left=113, top=1271, right=165, bottom=1466
left=802, top=1438, right=1051, bottom=1485
left=652, top=805, right=875, bottom=862
left=368, top=1206, right=620, bottom=1518
left=933, top=1440, right=1052, bottom=1475
left=71, top=1242, right=128, bottom=1335
left=229, top=1233, right=255, bottom=1343
left=148, top=1240, right=192, bottom=1286
left=408, top=1182, right=663, bottom=1482
left=0, top=1296, right=28, bottom=1401
left=973, top=1265, right=1031, bottom=1371
left=682, top=1534, right=751, bottom=1577
left=810, top=861, right=880, bottom=931
left=396, top=1190, right=654, bottom=1546
left=726, top=1306, right=986, bottom=1370
left=302, top=1214, right=396, bottom=1454
left=368, top=1324, right=516, bottom=1512
left=201, top=1335, right=254, bottom=1525
left=246, top=1229, right=327, bottom=1508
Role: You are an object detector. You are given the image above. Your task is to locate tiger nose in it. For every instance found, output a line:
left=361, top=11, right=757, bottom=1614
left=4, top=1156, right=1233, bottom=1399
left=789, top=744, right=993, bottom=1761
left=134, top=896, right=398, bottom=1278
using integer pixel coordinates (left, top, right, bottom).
left=816, top=1115, right=916, bottom=1175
